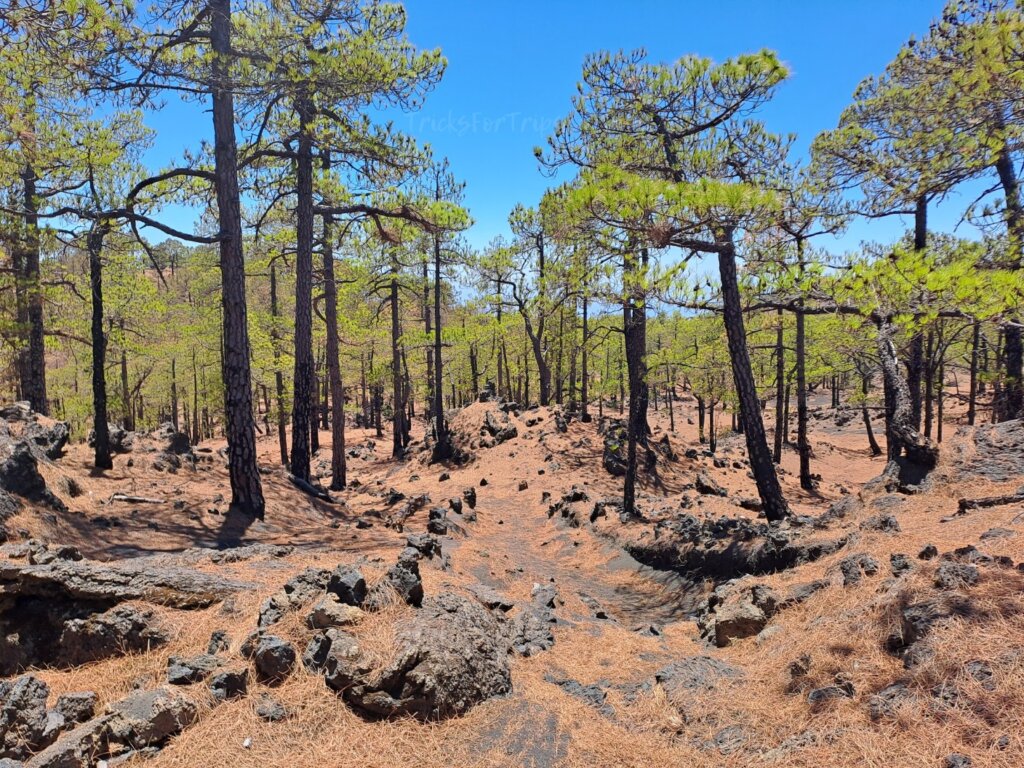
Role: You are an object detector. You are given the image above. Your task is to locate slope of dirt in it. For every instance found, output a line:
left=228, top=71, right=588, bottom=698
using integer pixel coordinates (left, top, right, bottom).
left=2, top=392, right=1023, bottom=768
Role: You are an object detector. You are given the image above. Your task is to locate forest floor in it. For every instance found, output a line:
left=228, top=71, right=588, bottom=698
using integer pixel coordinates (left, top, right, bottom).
left=3, top=390, right=1024, bottom=767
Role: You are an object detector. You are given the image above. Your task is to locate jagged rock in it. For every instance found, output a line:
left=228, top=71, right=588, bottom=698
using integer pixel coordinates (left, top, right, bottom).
left=326, top=565, right=367, bottom=607
left=0, top=674, right=49, bottom=759
left=655, top=656, right=742, bottom=703
left=886, top=599, right=953, bottom=666
left=625, top=515, right=847, bottom=581
left=367, top=548, right=423, bottom=609
left=815, top=495, right=863, bottom=527
left=511, top=584, right=557, bottom=656
left=207, top=630, right=229, bottom=655
left=243, top=635, right=296, bottom=685
left=890, top=553, right=914, bottom=576
left=87, top=424, right=132, bottom=453
left=448, top=497, right=463, bottom=515
left=0, top=443, right=66, bottom=512
left=338, top=592, right=512, bottom=720
left=427, top=507, right=448, bottom=535
left=23, top=716, right=109, bottom=768
left=590, top=498, right=622, bottom=523
left=54, top=693, right=97, bottom=726
left=697, top=583, right=779, bottom=647
left=152, top=423, right=192, bottom=455
left=483, top=410, right=517, bottom=444
left=462, top=487, right=477, bottom=509
left=21, top=420, right=70, bottom=461
left=166, top=654, right=222, bottom=685
left=945, top=754, right=972, bottom=768
left=0, top=556, right=249, bottom=609
left=838, top=553, right=880, bottom=586
left=306, top=594, right=364, bottom=629
left=406, top=533, right=442, bottom=560
left=861, top=514, right=901, bottom=533
left=208, top=669, right=248, bottom=702
left=255, top=695, right=287, bottom=722
left=980, top=527, right=1015, bottom=540
left=257, top=593, right=288, bottom=628
left=807, top=683, right=854, bottom=711
left=28, top=544, right=82, bottom=566
left=935, top=562, right=979, bottom=590
left=545, top=676, right=613, bottom=717
left=695, top=470, right=727, bottom=497
left=867, top=681, right=913, bottom=721
left=282, top=567, right=330, bottom=603
left=58, top=605, right=168, bottom=666
left=105, top=688, right=198, bottom=750
left=468, top=584, right=515, bottom=612
left=919, top=544, right=939, bottom=560
left=601, top=421, right=628, bottom=477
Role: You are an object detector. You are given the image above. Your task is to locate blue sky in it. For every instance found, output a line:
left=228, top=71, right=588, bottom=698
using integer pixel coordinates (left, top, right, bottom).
left=147, top=0, right=986, bottom=254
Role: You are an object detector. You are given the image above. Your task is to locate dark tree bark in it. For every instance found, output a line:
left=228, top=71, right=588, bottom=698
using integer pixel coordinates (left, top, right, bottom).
left=322, top=209, right=347, bottom=490
left=773, top=308, right=784, bottom=464
left=622, top=249, right=651, bottom=518
left=860, top=371, right=882, bottom=457
left=270, top=263, right=288, bottom=466
left=995, top=138, right=1024, bottom=421
left=170, top=358, right=179, bottom=432
left=191, top=347, right=200, bottom=447
left=390, top=253, right=405, bottom=458
left=906, top=196, right=929, bottom=431
left=431, top=233, right=451, bottom=460
left=119, top=323, right=131, bottom=431
left=875, top=316, right=939, bottom=471
left=795, top=239, right=811, bottom=491
left=422, top=256, right=433, bottom=424
left=289, top=94, right=316, bottom=483
left=88, top=222, right=112, bottom=470
left=718, top=236, right=788, bottom=521
left=18, top=165, right=47, bottom=415
left=210, top=0, right=264, bottom=517
left=968, top=321, right=980, bottom=426
left=924, top=330, right=935, bottom=439
left=580, top=288, right=591, bottom=422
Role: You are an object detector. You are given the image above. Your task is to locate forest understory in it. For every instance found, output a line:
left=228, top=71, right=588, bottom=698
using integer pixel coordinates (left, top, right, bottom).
left=2, top=389, right=1024, bottom=768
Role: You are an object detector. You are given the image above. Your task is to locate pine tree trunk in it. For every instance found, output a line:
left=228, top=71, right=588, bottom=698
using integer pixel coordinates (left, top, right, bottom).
left=432, top=234, right=451, bottom=460
left=270, top=264, right=288, bottom=466
left=861, top=373, right=881, bottom=457
left=581, top=291, right=591, bottom=421
left=876, top=316, right=938, bottom=471
left=423, top=257, right=433, bottom=424
left=719, top=236, right=788, bottom=521
left=795, top=241, right=811, bottom=490
left=622, top=249, right=650, bottom=518
left=391, top=257, right=404, bottom=458
left=19, top=165, right=47, bottom=415
left=773, top=308, right=784, bottom=464
left=88, top=223, right=112, bottom=470
left=289, top=94, right=316, bottom=482
left=968, top=321, right=979, bottom=426
left=209, top=0, right=264, bottom=517
left=995, top=135, right=1024, bottom=420
left=322, top=209, right=347, bottom=490
left=170, top=358, right=178, bottom=432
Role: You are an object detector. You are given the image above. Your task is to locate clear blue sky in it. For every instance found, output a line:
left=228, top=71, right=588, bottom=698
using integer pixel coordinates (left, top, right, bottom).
left=147, top=0, right=984, bottom=253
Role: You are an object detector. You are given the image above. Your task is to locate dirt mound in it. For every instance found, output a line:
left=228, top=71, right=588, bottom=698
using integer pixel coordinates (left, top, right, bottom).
left=446, top=401, right=531, bottom=458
